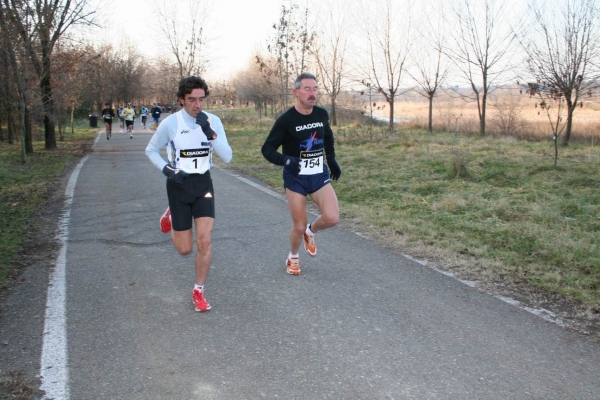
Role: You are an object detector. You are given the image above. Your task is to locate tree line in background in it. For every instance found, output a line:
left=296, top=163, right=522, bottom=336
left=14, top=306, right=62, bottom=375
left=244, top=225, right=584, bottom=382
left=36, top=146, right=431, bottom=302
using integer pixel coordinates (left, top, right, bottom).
left=1, top=0, right=599, bottom=164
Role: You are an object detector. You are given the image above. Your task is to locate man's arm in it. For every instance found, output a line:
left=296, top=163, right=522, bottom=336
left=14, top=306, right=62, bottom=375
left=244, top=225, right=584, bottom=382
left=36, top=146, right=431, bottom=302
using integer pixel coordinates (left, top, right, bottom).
left=261, top=118, right=287, bottom=166
left=211, top=115, right=233, bottom=164
left=145, top=118, right=173, bottom=170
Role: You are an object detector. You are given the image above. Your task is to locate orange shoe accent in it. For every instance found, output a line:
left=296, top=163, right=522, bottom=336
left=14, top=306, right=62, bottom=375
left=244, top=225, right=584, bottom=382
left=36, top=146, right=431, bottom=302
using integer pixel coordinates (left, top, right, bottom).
left=160, top=207, right=171, bottom=233
left=286, top=257, right=301, bottom=275
left=192, top=288, right=211, bottom=312
left=304, top=231, right=317, bottom=257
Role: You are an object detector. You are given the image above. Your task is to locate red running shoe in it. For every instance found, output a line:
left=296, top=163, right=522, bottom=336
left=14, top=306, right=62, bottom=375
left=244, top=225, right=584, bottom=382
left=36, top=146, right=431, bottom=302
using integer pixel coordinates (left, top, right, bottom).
left=192, top=288, right=211, bottom=312
left=160, top=207, right=171, bottom=233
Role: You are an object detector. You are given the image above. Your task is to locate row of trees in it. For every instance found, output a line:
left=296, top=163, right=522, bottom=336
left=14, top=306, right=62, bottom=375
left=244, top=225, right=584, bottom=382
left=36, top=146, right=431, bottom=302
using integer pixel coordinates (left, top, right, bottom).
left=0, top=0, right=215, bottom=162
left=1, top=0, right=599, bottom=164
left=246, top=0, right=600, bottom=148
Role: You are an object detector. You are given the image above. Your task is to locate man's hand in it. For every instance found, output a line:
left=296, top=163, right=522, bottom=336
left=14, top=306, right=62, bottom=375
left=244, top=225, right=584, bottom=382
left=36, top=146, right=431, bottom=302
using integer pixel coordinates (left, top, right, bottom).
left=196, top=112, right=217, bottom=140
left=162, top=164, right=189, bottom=184
left=282, top=155, right=301, bottom=176
left=327, top=157, right=341, bottom=181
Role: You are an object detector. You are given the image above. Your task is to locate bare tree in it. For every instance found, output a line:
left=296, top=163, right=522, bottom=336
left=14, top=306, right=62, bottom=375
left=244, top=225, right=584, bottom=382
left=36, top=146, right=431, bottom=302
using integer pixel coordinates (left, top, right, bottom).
left=257, top=0, right=315, bottom=112
left=3, top=0, right=95, bottom=150
left=309, top=0, right=350, bottom=126
left=0, top=1, right=34, bottom=159
left=153, top=0, right=212, bottom=79
left=409, top=6, right=450, bottom=132
left=521, top=0, right=600, bottom=146
left=528, top=83, right=568, bottom=166
left=445, top=0, right=519, bottom=136
left=356, top=0, right=414, bottom=132
left=0, top=3, right=17, bottom=144
left=231, top=56, right=277, bottom=121
left=111, top=43, right=146, bottom=105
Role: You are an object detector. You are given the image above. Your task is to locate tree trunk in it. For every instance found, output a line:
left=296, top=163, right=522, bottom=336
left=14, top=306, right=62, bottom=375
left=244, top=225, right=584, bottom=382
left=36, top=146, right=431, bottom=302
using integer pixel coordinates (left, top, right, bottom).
left=388, top=97, right=395, bottom=132
left=480, top=92, right=487, bottom=136
left=563, top=104, right=575, bottom=146
left=330, top=97, right=337, bottom=126
left=428, top=95, right=434, bottom=132
left=19, top=99, right=27, bottom=164
left=71, top=104, right=75, bottom=137
left=8, top=108, right=15, bottom=144
left=8, top=107, right=15, bottom=144
left=25, top=107, right=33, bottom=154
left=41, top=47, right=57, bottom=149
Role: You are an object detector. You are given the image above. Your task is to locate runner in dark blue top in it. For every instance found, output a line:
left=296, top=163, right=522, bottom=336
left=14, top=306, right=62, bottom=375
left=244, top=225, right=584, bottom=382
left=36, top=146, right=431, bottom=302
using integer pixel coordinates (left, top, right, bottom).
left=151, top=103, right=162, bottom=127
left=101, top=103, right=115, bottom=140
left=261, top=72, right=342, bottom=276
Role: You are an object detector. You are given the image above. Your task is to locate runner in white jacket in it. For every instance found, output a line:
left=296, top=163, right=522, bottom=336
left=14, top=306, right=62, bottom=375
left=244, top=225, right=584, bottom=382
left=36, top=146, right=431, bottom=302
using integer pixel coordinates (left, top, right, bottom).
left=145, top=76, right=232, bottom=312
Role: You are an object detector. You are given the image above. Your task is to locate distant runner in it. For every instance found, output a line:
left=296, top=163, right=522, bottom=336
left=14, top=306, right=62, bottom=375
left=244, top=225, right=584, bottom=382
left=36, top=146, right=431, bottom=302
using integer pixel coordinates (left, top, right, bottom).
left=122, top=103, right=135, bottom=139
left=140, top=106, right=149, bottom=129
left=117, top=103, right=125, bottom=133
left=101, top=103, right=115, bottom=140
left=151, top=103, right=162, bottom=128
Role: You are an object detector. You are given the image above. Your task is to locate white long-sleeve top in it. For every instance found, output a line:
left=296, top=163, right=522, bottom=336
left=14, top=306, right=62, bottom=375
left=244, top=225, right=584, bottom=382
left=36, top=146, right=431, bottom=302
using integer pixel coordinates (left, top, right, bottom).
left=145, top=109, right=232, bottom=173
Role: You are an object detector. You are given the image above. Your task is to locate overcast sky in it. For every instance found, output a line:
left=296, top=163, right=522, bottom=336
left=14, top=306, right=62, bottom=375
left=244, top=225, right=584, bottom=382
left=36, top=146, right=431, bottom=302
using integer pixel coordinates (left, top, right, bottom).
left=88, top=0, right=284, bottom=81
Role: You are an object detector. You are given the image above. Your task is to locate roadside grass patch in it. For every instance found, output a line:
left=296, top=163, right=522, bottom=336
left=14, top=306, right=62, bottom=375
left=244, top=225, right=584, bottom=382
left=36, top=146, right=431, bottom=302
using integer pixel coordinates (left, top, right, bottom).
left=0, top=125, right=96, bottom=287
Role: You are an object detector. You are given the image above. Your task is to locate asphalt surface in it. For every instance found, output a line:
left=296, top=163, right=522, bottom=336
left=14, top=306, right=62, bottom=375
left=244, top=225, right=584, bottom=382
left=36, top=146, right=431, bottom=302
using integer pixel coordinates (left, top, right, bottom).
left=5, top=122, right=600, bottom=399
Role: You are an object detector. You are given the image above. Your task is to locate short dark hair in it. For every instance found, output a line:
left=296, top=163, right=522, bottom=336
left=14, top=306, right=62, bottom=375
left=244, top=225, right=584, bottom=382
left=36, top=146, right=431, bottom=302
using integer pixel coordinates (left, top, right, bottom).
left=177, top=76, right=210, bottom=100
left=105, top=102, right=110, bottom=106
left=294, top=72, right=317, bottom=89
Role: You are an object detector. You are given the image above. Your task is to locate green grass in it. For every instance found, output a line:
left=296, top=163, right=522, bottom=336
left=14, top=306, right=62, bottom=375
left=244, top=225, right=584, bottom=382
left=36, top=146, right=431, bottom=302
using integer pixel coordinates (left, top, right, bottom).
left=0, top=123, right=96, bottom=287
left=217, top=107, right=600, bottom=308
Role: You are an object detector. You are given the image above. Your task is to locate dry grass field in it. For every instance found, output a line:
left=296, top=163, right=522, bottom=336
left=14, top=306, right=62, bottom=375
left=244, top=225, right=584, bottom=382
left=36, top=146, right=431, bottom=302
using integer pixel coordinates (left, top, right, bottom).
left=366, top=87, right=600, bottom=144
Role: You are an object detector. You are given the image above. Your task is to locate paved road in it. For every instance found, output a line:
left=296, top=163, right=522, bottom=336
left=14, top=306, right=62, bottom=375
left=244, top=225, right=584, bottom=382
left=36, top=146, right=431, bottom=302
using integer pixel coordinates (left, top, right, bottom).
left=36, top=125, right=600, bottom=398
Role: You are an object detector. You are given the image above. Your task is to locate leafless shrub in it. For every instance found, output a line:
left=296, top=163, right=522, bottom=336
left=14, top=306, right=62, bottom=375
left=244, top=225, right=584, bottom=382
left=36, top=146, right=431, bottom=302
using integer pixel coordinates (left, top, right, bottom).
left=489, top=97, right=528, bottom=138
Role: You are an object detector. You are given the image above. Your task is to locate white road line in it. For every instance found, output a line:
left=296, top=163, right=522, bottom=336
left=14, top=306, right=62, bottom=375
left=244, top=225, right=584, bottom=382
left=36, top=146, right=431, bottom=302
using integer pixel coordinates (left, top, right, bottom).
left=218, top=168, right=287, bottom=202
left=40, top=156, right=88, bottom=400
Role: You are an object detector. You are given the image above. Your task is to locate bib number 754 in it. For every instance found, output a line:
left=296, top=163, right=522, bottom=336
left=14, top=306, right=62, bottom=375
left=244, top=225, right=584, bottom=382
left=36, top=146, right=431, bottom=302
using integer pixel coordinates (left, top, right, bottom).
left=299, top=149, right=324, bottom=175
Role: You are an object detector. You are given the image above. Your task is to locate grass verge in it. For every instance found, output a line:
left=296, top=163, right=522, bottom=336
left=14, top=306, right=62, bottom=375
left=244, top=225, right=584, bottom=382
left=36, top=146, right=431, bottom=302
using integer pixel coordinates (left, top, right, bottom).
left=0, top=124, right=96, bottom=288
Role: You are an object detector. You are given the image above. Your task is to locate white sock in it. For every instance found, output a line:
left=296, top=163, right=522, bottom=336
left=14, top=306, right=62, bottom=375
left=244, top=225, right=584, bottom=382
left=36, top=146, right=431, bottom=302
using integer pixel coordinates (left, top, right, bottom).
left=306, top=224, right=315, bottom=235
left=288, top=253, right=299, bottom=259
left=194, top=284, right=204, bottom=292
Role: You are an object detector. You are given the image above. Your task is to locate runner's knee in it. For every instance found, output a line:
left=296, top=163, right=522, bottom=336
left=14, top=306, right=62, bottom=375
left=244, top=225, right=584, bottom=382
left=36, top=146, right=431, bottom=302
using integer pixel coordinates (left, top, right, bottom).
left=175, top=243, right=193, bottom=256
left=196, top=236, right=212, bottom=254
left=322, top=213, right=339, bottom=228
left=293, top=221, right=307, bottom=235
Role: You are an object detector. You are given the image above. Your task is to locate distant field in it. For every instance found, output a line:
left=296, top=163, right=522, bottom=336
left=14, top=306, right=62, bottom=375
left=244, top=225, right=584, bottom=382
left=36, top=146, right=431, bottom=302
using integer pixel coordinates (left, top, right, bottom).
left=365, top=88, right=600, bottom=143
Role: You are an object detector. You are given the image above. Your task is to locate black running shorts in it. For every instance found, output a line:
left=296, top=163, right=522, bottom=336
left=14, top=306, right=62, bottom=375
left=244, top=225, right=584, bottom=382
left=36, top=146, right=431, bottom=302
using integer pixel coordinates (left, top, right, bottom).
left=166, top=172, right=215, bottom=231
left=283, top=164, right=331, bottom=196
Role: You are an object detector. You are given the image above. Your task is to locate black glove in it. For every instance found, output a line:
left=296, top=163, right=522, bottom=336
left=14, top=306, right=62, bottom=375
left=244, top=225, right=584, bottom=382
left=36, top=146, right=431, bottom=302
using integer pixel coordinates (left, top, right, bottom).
left=282, top=155, right=301, bottom=176
left=162, top=164, right=189, bottom=184
left=327, top=156, right=341, bottom=181
left=196, top=112, right=217, bottom=140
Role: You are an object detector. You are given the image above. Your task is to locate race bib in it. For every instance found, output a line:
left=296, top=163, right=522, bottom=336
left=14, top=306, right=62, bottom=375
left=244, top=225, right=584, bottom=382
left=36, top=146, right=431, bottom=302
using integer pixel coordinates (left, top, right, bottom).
left=299, top=149, right=323, bottom=175
left=178, top=146, right=210, bottom=171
